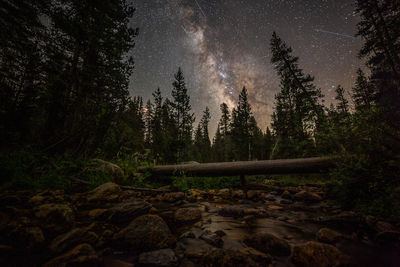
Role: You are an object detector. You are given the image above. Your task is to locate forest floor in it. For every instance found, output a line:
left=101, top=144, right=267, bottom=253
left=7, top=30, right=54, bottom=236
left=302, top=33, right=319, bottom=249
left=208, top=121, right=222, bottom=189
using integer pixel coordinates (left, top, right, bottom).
left=0, top=180, right=399, bottom=266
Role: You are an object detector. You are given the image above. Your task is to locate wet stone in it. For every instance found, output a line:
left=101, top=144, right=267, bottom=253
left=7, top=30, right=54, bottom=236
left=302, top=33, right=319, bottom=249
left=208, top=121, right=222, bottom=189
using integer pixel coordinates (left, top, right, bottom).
left=174, top=207, right=202, bottom=224
left=244, top=232, right=290, bottom=256
left=200, top=230, right=224, bottom=248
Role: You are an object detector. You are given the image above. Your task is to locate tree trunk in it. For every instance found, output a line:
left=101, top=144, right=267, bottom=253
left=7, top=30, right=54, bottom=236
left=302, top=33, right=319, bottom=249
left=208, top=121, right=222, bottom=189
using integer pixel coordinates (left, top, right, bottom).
left=138, top=157, right=335, bottom=177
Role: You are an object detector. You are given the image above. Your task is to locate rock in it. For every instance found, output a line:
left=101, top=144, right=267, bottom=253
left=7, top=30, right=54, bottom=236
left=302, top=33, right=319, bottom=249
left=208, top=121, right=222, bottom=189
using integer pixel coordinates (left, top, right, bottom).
left=217, top=189, right=231, bottom=199
left=232, top=190, right=245, bottom=199
left=247, top=190, right=261, bottom=200
left=180, top=231, right=196, bottom=239
left=113, top=215, right=176, bottom=251
left=268, top=205, right=283, bottom=210
left=49, top=228, right=98, bottom=254
left=174, top=208, right=202, bottom=224
left=199, top=230, right=224, bottom=248
left=316, top=228, right=343, bottom=244
left=90, top=159, right=124, bottom=184
left=138, top=248, right=178, bottom=266
left=293, top=191, right=322, bottom=203
left=158, top=192, right=185, bottom=202
left=244, top=232, right=290, bottom=256
left=88, top=209, right=108, bottom=219
left=186, top=248, right=272, bottom=267
left=29, top=195, right=46, bottom=205
left=35, top=204, right=75, bottom=234
left=188, top=189, right=206, bottom=199
left=87, top=182, right=121, bottom=203
left=218, top=205, right=245, bottom=218
left=243, top=208, right=269, bottom=218
left=281, top=190, right=292, bottom=200
left=106, top=199, right=152, bottom=224
left=43, top=243, right=99, bottom=267
left=291, top=241, right=350, bottom=267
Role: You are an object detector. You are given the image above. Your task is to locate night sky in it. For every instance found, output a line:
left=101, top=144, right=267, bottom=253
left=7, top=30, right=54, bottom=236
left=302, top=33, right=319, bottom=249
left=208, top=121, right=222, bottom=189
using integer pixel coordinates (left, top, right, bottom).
left=129, top=0, right=363, bottom=135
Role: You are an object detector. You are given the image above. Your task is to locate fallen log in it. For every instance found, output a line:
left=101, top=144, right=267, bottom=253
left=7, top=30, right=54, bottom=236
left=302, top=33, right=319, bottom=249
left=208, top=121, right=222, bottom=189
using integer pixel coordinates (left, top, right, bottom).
left=137, top=157, right=336, bottom=177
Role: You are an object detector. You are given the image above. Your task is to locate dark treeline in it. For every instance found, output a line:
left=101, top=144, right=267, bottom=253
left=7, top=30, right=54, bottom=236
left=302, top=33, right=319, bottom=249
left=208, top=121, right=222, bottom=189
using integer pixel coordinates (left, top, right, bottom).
left=0, top=0, right=399, bottom=217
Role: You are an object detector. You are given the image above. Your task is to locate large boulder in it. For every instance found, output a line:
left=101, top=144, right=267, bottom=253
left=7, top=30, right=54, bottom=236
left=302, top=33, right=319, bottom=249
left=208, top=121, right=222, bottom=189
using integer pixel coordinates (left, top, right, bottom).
left=316, top=228, right=343, bottom=244
left=186, top=248, right=272, bottom=267
left=293, top=191, right=322, bottom=203
left=244, top=232, right=290, bottom=256
left=43, top=243, right=99, bottom=267
left=291, top=241, right=350, bottom=267
left=49, top=228, right=98, bottom=254
left=34, top=204, right=75, bottom=234
left=174, top=207, right=202, bottom=224
left=87, top=182, right=121, bottom=203
left=113, top=215, right=176, bottom=251
left=90, top=159, right=124, bottom=184
left=138, top=248, right=178, bottom=266
left=106, top=199, right=152, bottom=224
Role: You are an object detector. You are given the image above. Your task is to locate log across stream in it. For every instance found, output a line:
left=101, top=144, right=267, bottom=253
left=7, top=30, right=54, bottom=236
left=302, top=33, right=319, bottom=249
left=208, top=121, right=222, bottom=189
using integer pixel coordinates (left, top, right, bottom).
left=138, top=157, right=336, bottom=177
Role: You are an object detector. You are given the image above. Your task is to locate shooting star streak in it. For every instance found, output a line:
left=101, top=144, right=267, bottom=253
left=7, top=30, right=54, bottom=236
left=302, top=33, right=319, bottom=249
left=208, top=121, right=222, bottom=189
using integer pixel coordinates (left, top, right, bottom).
left=314, top=29, right=356, bottom=40
left=194, top=0, right=207, bottom=19
left=181, top=25, right=190, bottom=35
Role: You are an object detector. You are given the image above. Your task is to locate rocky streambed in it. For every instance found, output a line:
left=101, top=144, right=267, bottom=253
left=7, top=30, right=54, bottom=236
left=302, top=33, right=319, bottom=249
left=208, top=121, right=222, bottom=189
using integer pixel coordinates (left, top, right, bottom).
left=0, top=182, right=399, bottom=266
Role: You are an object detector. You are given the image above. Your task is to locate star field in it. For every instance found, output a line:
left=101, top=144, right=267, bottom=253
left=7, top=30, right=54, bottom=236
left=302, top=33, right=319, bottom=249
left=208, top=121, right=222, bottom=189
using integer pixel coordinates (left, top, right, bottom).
left=129, top=0, right=363, bottom=135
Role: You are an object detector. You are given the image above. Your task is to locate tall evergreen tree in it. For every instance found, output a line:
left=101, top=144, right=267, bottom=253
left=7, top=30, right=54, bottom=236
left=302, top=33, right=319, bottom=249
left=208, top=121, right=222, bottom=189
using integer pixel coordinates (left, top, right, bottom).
left=355, top=0, right=400, bottom=128
left=335, top=85, right=349, bottom=115
left=151, top=88, right=164, bottom=161
left=231, top=87, right=254, bottom=160
left=352, top=69, right=376, bottom=111
left=43, top=0, right=138, bottom=154
left=270, top=32, right=324, bottom=157
left=0, top=0, right=47, bottom=145
left=161, top=98, right=179, bottom=163
left=171, top=68, right=195, bottom=162
left=144, top=100, right=153, bottom=146
left=219, top=103, right=231, bottom=136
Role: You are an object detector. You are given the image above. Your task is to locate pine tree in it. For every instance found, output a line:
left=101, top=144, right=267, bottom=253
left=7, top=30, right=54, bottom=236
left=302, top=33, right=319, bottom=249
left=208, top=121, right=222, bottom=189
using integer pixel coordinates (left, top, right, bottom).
left=231, top=87, right=254, bottom=160
left=270, top=32, right=324, bottom=157
left=43, top=0, right=138, bottom=154
left=194, top=123, right=203, bottom=162
left=200, top=107, right=211, bottom=162
left=352, top=69, right=376, bottom=111
left=355, top=0, right=400, bottom=128
left=219, top=103, right=231, bottom=136
left=0, top=0, right=47, bottom=145
left=264, top=127, right=274, bottom=159
left=161, top=98, right=179, bottom=163
left=144, top=100, right=153, bottom=146
left=151, top=88, right=164, bottom=162
left=335, top=85, right=349, bottom=115
left=171, top=68, right=195, bottom=162
left=212, top=125, right=224, bottom=162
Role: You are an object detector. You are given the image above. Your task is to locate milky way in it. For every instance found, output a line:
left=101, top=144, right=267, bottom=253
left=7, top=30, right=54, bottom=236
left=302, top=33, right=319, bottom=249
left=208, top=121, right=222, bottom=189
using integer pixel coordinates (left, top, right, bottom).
left=129, top=0, right=363, bottom=136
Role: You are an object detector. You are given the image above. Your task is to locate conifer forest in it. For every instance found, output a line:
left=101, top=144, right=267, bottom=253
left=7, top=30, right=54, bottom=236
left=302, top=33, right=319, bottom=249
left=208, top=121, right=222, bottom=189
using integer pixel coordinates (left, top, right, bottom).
left=0, top=0, right=399, bottom=266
